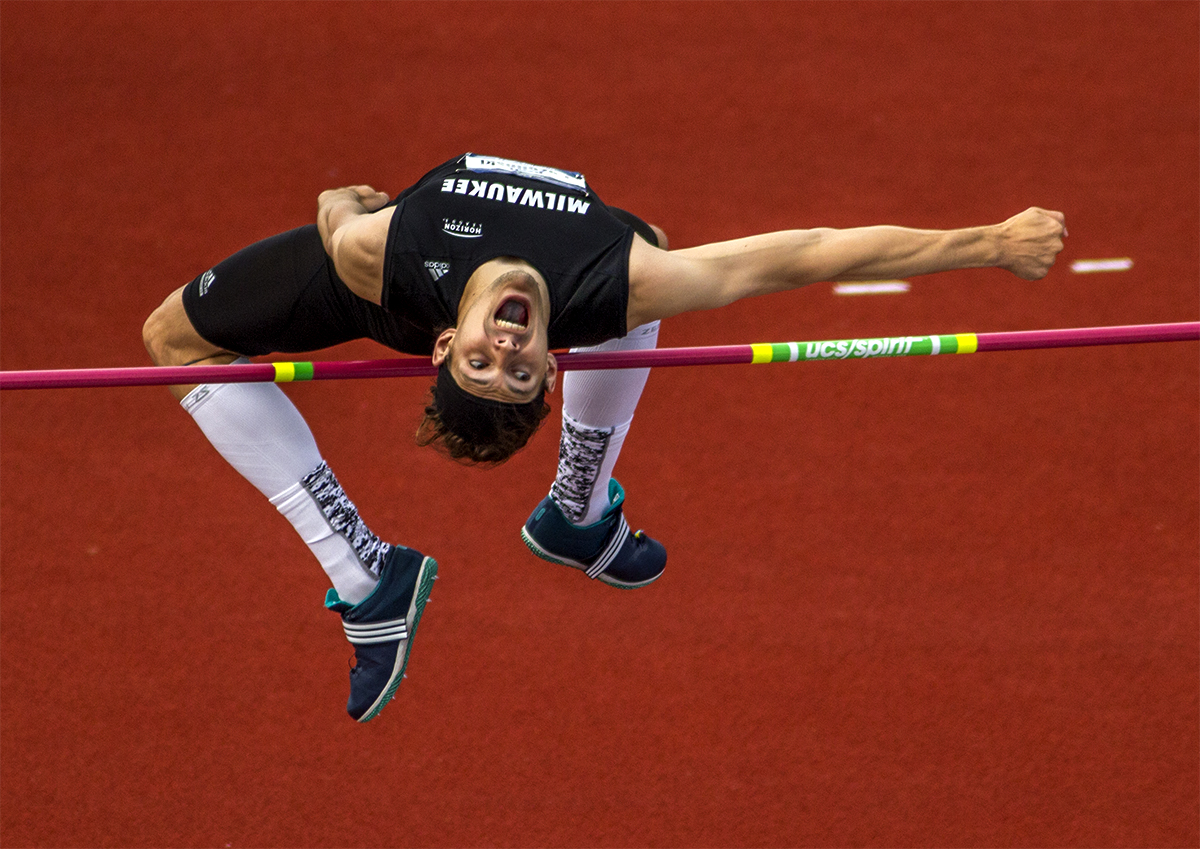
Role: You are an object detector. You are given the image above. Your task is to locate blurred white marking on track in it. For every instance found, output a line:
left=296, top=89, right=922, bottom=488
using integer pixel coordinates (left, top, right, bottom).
left=833, top=281, right=911, bottom=295
left=1070, top=258, right=1133, bottom=273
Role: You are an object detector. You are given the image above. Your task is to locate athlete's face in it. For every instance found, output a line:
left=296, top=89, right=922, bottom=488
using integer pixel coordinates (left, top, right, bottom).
left=431, top=267, right=557, bottom=403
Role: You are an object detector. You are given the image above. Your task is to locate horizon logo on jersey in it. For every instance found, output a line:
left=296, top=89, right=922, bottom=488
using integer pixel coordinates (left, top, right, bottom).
left=440, top=178, right=592, bottom=215
left=442, top=218, right=483, bottom=238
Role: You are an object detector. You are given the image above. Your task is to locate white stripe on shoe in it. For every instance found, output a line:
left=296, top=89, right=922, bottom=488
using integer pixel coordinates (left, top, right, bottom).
left=343, top=619, right=409, bottom=645
left=584, top=514, right=630, bottom=579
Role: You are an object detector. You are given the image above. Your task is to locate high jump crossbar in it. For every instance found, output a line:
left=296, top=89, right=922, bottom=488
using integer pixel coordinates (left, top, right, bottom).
left=1, top=322, right=1196, bottom=390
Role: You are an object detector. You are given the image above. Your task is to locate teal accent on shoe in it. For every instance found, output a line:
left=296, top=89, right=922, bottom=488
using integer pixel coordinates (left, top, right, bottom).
left=324, top=588, right=353, bottom=613
left=600, top=478, right=625, bottom=521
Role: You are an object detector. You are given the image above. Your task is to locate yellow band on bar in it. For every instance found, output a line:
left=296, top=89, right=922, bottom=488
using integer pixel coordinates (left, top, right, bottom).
left=955, top=334, right=978, bottom=354
left=750, top=343, right=774, bottom=364
left=273, top=362, right=296, bottom=382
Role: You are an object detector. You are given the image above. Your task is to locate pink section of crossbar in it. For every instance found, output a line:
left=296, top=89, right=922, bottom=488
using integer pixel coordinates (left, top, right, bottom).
left=557, top=344, right=753, bottom=371
left=975, top=322, right=1200, bottom=352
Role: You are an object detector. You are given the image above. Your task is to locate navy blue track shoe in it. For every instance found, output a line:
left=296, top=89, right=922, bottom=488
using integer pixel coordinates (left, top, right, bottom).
left=521, top=479, right=666, bottom=588
left=324, top=545, right=438, bottom=722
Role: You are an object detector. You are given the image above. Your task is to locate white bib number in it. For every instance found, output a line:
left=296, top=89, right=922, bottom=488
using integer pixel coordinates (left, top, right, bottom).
left=463, top=154, right=588, bottom=193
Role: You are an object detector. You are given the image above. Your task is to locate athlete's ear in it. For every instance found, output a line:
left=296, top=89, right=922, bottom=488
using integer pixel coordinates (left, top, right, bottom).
left=431, top=328, right=456, bottom=366
left=544, top=352, right=558, bottom=394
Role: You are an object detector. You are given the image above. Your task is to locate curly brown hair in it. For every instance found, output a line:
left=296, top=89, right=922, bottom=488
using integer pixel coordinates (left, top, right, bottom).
left=414, top=366, right=553, bottom=466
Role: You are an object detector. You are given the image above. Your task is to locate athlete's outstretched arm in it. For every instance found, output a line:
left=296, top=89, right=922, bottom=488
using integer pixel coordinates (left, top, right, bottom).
left=316, top=185, right=395, bottom=304
left=626, top=207, right=1066, bottom=327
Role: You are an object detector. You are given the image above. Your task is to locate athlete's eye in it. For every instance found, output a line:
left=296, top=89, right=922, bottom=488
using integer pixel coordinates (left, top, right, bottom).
left=469, top=359, right=487, bottom=370
left=513, top=370, right=531, bottom=382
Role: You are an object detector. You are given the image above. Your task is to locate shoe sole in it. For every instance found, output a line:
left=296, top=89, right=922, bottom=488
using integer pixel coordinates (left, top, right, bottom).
left=357, top=555, right=438, bottom=722
left=520, top=528, right=660, bottom=590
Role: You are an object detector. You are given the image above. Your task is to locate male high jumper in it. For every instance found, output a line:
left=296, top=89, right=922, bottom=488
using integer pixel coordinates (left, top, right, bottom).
left=143, top=154, right=1065, bottom=721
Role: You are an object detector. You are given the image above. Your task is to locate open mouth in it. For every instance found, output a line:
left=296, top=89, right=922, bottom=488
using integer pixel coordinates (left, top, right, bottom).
left=494, top=297, right=529, bottom=332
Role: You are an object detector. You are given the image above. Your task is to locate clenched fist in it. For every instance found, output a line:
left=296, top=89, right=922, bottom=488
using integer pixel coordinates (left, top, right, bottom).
left=996, top=207, right=1067, bottom=280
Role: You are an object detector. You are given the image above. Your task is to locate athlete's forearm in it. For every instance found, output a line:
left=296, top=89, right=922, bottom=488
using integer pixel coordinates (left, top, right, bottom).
left=804, top=224, right=1001, bottom=284
left=815, top=207, right=1066, bottom=284
left=668, top=225, right=998, bottom=305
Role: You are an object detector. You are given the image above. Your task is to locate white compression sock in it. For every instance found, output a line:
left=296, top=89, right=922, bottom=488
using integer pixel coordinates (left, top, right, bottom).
left=181, top=374, right=382, bottom=604
left=551, top=322, right=659, bottom=525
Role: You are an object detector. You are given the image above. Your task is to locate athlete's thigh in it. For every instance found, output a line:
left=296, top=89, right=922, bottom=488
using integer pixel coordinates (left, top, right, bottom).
left=181, top=225, right=366, bottom=356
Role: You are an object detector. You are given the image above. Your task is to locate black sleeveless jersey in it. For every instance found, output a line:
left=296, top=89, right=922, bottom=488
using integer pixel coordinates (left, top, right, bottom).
left=381, top=154, right=635, bottom=350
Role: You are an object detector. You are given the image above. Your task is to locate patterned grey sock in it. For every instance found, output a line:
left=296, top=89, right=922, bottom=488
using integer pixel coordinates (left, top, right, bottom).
left=550, top=417, right=614, bottom=525
left=301, top=462, right=392, bottom=578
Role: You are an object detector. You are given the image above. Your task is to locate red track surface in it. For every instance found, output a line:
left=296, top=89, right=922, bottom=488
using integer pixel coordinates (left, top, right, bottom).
left=2, top=3, right=1197, bottom=846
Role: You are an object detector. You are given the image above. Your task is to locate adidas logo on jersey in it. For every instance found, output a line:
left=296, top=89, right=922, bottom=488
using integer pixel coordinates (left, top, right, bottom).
left=424, top=260, right=450, bottom=282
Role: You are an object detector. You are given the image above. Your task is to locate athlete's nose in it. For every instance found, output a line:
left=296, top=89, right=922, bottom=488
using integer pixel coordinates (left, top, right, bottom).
left=493, top=335, right=520, bottom=352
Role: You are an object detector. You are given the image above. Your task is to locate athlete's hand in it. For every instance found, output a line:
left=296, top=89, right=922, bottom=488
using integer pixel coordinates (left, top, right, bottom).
left=995, top=207, right=1067, bottom=280
left=348, top=185, right=390, bottom=211
left=319, top=185, right=390, bottom=212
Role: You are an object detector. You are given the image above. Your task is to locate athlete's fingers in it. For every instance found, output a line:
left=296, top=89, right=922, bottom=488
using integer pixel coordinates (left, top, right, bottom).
left=352, top=186, right=391, bottom=211
left=1036, top=208, right=1067, bottom=236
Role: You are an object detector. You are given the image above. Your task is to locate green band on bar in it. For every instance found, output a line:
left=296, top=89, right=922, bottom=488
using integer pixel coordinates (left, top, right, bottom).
left=926, top=335, right=959, bottom=355
left=294, top=362, right=314, bottom=380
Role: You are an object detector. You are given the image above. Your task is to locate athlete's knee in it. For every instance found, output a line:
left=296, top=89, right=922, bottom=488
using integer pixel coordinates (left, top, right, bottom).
left=142, top=287, right=218, bottom=367
left=143, top=304, right=171, bottom=365
left=143, top=297, right=180, bottom=365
